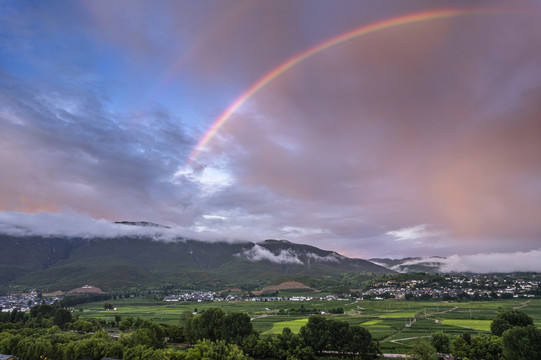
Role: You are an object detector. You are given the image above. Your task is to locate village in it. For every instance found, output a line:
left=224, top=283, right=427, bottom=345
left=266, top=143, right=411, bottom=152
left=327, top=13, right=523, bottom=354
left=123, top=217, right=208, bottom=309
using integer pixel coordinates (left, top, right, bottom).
left=163, top=274, right=541, bottom=303
left=360, top=274, right=540, bottom=300
left=1, top=274, right=539, bottom=313
left=0, top=293, right=59, bottom=313
left=0, top=285, right=103, bottom=313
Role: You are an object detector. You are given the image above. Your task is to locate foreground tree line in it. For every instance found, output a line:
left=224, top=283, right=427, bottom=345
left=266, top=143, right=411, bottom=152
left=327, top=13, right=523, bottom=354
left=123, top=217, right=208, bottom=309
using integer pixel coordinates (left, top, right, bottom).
left=1, top=304, right=540, bottom=360
left=0, top=305, right=379, bottom=360
left=410, top=310, right=541, bottom=360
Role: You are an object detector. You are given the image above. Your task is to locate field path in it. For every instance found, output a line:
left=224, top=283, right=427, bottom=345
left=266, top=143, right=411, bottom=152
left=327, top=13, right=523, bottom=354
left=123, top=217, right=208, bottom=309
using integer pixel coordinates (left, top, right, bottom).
left=389, top=335, right=431, bottom=343
left=513, top=299, right=531, bottom=310
left=387, top=335, right=431, bottom=347
left=425, top=305, right=458, bottom=323
left=440, top=306, right=458, bottom=314
left=381, top=305, right=459, bottom=347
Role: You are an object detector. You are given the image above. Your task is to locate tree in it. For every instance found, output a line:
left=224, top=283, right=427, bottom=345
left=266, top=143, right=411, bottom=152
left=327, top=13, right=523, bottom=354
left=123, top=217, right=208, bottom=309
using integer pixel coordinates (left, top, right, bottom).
left=502, top=325, right=541, bottom=360
left=241, top=334, right=277, bottom=359
left=184, top=339, right=250, bottom=360
left=326, top=318, right=350, bottom=354
left=221, top=312, right=253, bottom=345
left=262, top=328, right=315, bottom=360
left=347, top=325, right=380, bottom=359
left=53, top=308, right=72, bottom=328
left=9, top=308, right=19, bottom=323
left=30, top=304, right=56, bottom=319
left=469, top=334, right=502, bottom=360
left=119, top=316, right=134, bottom=331
left=490, top=310, right=533, bottom=336
left=70, top=318, right=97, bottom=333
left=299, top=316, right=379, bottom=358
left=452, top=336, right=470, bottom=360
left=179, top=310, right=193, bottom=328
left=461, top=332, right=471, bottom=345
left=299, top=316, right=329, bottom=354
left=409, top=338, right=437, bottom=360
left=186, top=308, right=225, bottom=342
left=121, top=328, right=164, bottom=349
left=168, top=324, right=185, bottom=343
left=430, top=331, right=450, bottom=354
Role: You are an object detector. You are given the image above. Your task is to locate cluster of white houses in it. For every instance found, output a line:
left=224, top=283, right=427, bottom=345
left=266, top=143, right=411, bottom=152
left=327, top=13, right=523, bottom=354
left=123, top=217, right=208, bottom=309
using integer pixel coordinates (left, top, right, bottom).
left=360, top=275, right=539, bottom=300
left=0, top=293, right=60, bottom=313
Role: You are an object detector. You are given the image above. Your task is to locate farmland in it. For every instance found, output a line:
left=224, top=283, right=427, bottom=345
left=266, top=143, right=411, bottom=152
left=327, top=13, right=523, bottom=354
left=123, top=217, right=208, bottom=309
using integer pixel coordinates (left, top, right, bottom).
left=75, top=297, right=541, bottom=353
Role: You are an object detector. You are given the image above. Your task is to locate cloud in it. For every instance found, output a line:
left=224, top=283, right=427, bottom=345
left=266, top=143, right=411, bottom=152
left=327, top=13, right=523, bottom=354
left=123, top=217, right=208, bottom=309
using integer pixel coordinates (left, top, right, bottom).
left=386, top=224, right=443, bottom=241
left=238, top=243, right=345, bottom=265
left=440, top=249, right=541, bottom=273
left=2, top=211, right=540, bottom=273
left=1, top=2, right=541, bottom=259
left=239, top=244, right=303, bottom=264
left=202, top=9, right=541, bottom=257
left=0, top=211, right=248, bottom=244
left=373, top=250, right=541, bottom=273
left=305, top=252, right=342, bottom=263
left=0, top=71, right=200, bottom=225
left=0, top=211, right=170, bottom=239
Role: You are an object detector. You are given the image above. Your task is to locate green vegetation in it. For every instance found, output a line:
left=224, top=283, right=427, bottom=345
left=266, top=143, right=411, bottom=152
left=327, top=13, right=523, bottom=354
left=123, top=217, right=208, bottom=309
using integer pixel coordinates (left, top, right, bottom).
left=502, top=325, right=541, bottom=360
left=0, top=235, right=390, bottom=292
left=263, top=318, right=309, bottom=334
left=490, top=309, right=534, bottom=336
left=430, top=331, right=450, bottom=354
left=0, top=302, right=381, bottom=360
left=409, top=338, right=437, bottom=360
left=1, top=297, right=541, bottom=359
left=440, top=319, right=492, bottom=331
left=71, top=296, right=541, bottom=354
left=299, top=316, right=379, bottom=358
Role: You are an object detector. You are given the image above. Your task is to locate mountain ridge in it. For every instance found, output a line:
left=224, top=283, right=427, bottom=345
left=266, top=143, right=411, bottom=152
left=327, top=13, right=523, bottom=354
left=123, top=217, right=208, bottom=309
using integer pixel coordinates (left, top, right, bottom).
left=0, top=233, right=393, bottom=292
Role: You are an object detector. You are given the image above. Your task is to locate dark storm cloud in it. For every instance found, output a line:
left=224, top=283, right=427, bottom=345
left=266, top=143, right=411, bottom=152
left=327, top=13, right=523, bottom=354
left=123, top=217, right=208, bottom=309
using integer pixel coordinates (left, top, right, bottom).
left=0, top=72, right=197, bottom=223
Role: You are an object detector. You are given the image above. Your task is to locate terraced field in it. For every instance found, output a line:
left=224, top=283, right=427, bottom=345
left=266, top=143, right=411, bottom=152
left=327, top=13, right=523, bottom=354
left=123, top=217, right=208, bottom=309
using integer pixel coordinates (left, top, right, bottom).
left=76, top=297, right=541, bottom=354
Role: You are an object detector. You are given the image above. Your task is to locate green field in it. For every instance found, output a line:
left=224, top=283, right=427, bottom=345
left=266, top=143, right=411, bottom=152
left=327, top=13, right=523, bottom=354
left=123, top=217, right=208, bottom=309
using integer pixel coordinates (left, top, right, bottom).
left=263, top=318, right=309, bottom=334
left=379, top=311, right=418, bottom=318
left=75, top=297, right=541, bottom=354
left=362, top=320, right=382, bottom=325
left=440, top=319, right=492, bottom=331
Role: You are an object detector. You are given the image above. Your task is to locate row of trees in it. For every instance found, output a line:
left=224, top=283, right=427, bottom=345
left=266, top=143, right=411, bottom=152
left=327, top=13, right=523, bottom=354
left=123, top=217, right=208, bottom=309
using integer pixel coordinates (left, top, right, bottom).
left=0, top=326, right=255, bottom=360
left=3, top=303, right=538, bottom=360
left=0, top=304, right=381, bottom=360
left=409, top=310, right=541, bottom=360
left=300, top=316, right=379, bottom=357
left=184, top=308, right=380, bottom=359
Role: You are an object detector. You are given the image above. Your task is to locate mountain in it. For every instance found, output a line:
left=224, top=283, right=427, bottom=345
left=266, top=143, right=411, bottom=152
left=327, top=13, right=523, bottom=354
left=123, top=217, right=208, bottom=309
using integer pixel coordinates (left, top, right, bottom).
left=369, top=257, right=446, bottom=274
left=0, top=233, right=393, bottom=292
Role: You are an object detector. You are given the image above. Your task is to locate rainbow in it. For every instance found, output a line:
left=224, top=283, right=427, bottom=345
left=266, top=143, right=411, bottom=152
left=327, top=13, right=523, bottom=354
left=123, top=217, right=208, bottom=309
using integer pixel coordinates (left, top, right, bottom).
left=185, top=7, right=504, bottom=168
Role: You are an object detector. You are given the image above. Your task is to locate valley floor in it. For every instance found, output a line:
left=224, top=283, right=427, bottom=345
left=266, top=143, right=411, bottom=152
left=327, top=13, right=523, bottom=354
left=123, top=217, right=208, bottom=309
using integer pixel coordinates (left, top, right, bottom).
left=76, top=297, right=541, bottom=354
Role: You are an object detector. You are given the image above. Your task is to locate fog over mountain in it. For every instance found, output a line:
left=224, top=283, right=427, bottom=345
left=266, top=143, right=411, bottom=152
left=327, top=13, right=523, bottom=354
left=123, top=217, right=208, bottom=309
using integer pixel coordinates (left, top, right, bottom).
left=372, top=253, right=541, bottom=274
left=0, top=211, right=245, bottom=243
left=1, top=211, right=540, bottom=274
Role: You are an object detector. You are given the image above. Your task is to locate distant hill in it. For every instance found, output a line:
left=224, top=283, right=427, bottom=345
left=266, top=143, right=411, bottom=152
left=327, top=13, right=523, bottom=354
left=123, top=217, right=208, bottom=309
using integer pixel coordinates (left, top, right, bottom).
left=0, top=233, right=392, bottom=292
left=259, top=281, right=315, bottom=293
left=369, top=257, right=446, bottom=274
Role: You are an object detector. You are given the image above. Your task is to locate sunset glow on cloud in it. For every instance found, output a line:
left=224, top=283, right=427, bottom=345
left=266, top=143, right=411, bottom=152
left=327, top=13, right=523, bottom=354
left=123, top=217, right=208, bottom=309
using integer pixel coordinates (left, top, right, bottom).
left=1, top=0, right=540, bottom=260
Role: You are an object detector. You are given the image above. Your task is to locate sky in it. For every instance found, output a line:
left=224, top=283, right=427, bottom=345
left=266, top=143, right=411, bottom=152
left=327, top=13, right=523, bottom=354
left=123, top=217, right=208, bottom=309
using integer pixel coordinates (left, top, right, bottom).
left=1, top=0, right=541, bottom=263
